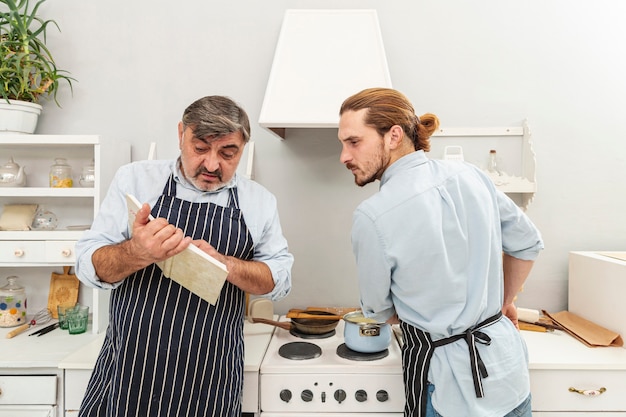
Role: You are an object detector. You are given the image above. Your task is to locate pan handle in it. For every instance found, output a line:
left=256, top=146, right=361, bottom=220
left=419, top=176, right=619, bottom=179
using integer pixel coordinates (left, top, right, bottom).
left=251, top=317, right=292, bottom=331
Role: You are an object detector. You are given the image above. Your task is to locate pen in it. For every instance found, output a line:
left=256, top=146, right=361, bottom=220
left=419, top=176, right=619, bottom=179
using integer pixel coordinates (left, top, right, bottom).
left=29, top=322, right=59, bottom=337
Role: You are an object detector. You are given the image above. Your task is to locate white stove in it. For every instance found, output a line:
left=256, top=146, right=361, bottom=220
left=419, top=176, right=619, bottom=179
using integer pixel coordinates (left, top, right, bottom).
left=259, top=317, right=405, bottom=416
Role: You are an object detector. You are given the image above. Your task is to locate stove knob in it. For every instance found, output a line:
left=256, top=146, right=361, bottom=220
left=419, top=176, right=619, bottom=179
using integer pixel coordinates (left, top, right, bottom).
left=279, top=389, right=292, bottom=403
left=376, top=390, right=389, bottom=402
left=355, top=389, right=368, bottom=402
left=334, top=389, right=347, bottom=404
left=301, top=389, right=314, bottom=402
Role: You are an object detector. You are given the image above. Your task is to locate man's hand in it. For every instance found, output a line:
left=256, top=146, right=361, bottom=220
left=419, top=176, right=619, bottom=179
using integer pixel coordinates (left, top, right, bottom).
left=502, top=303, right=519, bottom=330
left=129, top=203, right=191, bottom=264
left=191, top=239, right=275, bottom=295
left=92, top=203, right=191, bottom=283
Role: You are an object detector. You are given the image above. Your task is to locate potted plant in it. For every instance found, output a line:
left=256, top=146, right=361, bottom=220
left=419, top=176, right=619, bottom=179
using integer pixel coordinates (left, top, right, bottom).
left=0, top=0, right=74, bottom=133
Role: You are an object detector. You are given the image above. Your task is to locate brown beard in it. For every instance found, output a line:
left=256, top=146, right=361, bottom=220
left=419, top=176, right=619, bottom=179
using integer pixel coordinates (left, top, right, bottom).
left=350, top=142, right=388, bottom=187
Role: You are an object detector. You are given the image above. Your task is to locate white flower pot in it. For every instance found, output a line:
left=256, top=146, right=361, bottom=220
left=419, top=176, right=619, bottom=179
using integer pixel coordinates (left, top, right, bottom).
left=0, top=100, right=43, bottom=134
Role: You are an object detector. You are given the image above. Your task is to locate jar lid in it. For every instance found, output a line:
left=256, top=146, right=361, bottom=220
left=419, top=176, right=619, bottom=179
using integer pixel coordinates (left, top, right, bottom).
left=0, top=276, right=25, bottom=295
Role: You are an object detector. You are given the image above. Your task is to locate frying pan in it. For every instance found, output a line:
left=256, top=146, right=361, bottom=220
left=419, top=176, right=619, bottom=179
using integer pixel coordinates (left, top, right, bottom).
left=251, top=310, right=339, bottom=335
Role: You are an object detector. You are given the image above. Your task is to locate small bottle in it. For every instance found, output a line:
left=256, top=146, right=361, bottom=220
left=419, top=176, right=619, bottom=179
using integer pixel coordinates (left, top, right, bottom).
left=487, top=149, right=500, bottom=175
left=0, top=276, right=27, bottom=328
left=49, top=158, right=73, bottom=188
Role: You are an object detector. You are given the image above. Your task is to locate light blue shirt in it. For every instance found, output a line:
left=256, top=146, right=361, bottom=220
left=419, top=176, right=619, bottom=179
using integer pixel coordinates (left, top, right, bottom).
left=75, top=159, right=293, bottom=301
left=352, top=151, right=543, bottom=416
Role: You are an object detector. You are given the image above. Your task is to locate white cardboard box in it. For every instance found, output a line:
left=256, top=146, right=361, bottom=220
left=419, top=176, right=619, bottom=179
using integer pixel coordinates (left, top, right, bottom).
left=568, top=251, right=626, bottom=340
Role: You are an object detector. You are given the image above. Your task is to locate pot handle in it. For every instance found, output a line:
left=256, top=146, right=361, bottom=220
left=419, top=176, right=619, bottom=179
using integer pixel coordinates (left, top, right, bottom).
left=359, top=324, right=381, bottom=337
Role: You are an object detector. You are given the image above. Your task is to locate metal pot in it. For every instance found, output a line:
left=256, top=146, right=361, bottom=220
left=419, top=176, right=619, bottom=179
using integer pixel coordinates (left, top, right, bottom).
left=251, top=310, right=339, bottom=335
left=343, top=310, right=392, bottom=353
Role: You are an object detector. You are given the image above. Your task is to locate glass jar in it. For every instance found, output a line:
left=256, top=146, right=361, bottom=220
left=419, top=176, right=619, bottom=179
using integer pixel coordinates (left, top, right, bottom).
left=0, top=276, right=27, bottom=328
left=31, top=205, right=58, bottom=230
left=79, top=161, right=95, bottom=187
left=49, top=158, right=73, bottom=188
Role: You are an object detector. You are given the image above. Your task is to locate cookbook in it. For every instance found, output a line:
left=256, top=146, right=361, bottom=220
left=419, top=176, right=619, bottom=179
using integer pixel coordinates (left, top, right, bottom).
left=125, top=194, right=228, bottom=305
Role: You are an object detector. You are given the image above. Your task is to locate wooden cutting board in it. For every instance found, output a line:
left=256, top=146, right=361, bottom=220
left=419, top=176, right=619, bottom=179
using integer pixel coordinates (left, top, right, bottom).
left=47, top=266, right=80, bottom=319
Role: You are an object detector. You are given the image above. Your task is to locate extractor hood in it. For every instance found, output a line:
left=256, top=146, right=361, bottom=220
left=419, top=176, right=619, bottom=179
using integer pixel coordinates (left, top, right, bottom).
left=259, top=9, right=392, bottom=139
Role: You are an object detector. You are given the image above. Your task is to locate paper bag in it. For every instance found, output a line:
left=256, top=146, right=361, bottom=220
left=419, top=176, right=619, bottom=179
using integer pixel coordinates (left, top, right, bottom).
left=544, top=310, right=623, bottom=348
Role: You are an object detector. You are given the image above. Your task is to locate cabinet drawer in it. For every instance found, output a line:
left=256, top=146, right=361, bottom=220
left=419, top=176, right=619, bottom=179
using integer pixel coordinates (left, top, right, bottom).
left=530, top=369, right=626, bottom=411
left=0, top=240, right=76, bottom=264
left=0, top=405, right=57, bottom=417
left=0, top=375, right=57, bottom=405
left=45, top=240, right=76, bottom=263
left=0, top=241, right=44, bottom=263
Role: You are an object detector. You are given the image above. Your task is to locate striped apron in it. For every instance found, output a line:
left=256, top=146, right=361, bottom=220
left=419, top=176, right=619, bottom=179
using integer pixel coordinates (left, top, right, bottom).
left=79, top=175, right=254, bottom=417
left=400, top=312, right=502, bottom=417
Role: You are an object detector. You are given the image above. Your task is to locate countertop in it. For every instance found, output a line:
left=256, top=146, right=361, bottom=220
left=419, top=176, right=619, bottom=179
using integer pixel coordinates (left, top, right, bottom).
left=1, top=319, right=275, bottom=372
left=0, top=321, right=101, bottom=369
left=522, top=329, right=626, bottom=370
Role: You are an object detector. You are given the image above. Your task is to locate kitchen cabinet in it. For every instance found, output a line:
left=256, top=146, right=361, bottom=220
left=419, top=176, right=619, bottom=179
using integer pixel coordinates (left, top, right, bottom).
left=523, top=330, right=626, bottom=415
left=0, top=135, right=130, bottom=334
left=429, top=120, right=536, bottom=210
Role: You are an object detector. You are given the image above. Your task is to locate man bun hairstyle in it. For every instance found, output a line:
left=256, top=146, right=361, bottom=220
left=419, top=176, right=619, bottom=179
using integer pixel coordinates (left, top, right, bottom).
left=340, top=88, right=439, bottom=151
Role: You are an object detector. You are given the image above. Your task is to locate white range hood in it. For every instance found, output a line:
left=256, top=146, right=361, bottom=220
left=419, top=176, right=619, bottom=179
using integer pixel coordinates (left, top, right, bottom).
left=259, top=9, right=392, bottom=139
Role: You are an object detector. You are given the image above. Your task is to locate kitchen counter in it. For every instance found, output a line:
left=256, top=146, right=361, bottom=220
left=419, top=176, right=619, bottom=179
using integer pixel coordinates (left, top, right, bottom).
left=0, top=322, right=101, bottom=369
left=522, top=329, right=626, bottom=414
left=0, top=318, right=275, bottom=416
left=522, top=329, right=626, bottom=370
left=54, top=319, right=276, bottom=372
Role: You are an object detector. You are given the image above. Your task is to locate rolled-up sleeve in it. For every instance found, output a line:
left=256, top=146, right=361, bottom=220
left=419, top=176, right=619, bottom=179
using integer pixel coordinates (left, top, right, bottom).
left=249, top=193, right=293, bottom=301
left=498, top=191, right=544, bottom=260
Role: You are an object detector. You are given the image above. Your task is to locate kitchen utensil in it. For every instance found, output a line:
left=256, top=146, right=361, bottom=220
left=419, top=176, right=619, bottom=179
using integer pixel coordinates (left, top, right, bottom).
left=343, top=310, right=392, bottom=353
left=47, top=266, right=80, bottom=319
left=5, top=308, right=52, bottom=339
left=36, top=322, right=60, bottom=336
left=519, top=322, right=548, bottom=333
left=286, top=309, right=343, bottom=320
left=251, top=314, right=339, bottom=335
left=306, top=306, right=360, bottom=315
left=29, top=322, right=59, bottom=336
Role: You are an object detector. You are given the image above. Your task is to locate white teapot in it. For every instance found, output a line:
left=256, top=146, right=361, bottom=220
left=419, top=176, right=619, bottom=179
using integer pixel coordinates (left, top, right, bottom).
left=0, top=156, right=26, bottom=187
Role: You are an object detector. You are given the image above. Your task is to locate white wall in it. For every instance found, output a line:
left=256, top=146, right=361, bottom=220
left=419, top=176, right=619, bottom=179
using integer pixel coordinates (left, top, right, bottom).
left=36, top=0, right=626, bottom=314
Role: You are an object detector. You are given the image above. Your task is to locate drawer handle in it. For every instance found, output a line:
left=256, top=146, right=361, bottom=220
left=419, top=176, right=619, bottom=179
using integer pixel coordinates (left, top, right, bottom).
left=61, top=248, right=73, bottom=257
left=569, top=386, right=606, bottom=397
left=14, top=248, right=25, bottom=257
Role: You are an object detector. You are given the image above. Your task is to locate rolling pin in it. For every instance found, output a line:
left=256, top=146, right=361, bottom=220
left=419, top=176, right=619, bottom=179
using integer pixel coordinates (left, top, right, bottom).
left=519, top=322, right=547, bottom=332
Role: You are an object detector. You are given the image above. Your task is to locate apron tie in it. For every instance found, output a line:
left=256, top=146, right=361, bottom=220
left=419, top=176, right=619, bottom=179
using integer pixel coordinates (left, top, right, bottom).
left=433, top=312, right=501, bottom=398
left=400, top=311, right=502, bottom=416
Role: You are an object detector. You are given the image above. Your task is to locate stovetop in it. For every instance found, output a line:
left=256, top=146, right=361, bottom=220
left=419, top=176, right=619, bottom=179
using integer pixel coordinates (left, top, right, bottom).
left=260, top=317, right=403, bottom=374
left=259, top=317, right=405, bottom=414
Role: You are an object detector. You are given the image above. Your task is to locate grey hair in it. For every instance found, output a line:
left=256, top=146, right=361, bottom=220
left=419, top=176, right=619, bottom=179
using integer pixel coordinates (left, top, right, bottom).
left=181, top=96, right=251, bottom=143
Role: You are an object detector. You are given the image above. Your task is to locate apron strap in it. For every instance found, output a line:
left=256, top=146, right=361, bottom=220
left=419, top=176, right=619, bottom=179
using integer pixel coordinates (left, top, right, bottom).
left=433, top=311, right=502, bottom=398
left=401, top=311, right=503, bottom=416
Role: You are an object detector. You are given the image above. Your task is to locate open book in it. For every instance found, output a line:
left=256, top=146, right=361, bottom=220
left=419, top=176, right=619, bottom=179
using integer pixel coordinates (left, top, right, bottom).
left=126, top=194, right=228, bottom=305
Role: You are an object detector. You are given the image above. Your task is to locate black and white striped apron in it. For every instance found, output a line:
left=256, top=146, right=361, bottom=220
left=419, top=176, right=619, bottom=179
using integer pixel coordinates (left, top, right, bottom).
left=79, top=174, right=254, bottom=417
left=400, top=311, right=502, bottom=417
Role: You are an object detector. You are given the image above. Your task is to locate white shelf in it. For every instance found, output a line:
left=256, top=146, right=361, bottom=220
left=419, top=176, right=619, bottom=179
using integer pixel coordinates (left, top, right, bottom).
left=0, top=134, right=130, bottom=335
left=0, top=187, right=95, bottom=197
left=430, top=120, right=537, bottom=210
